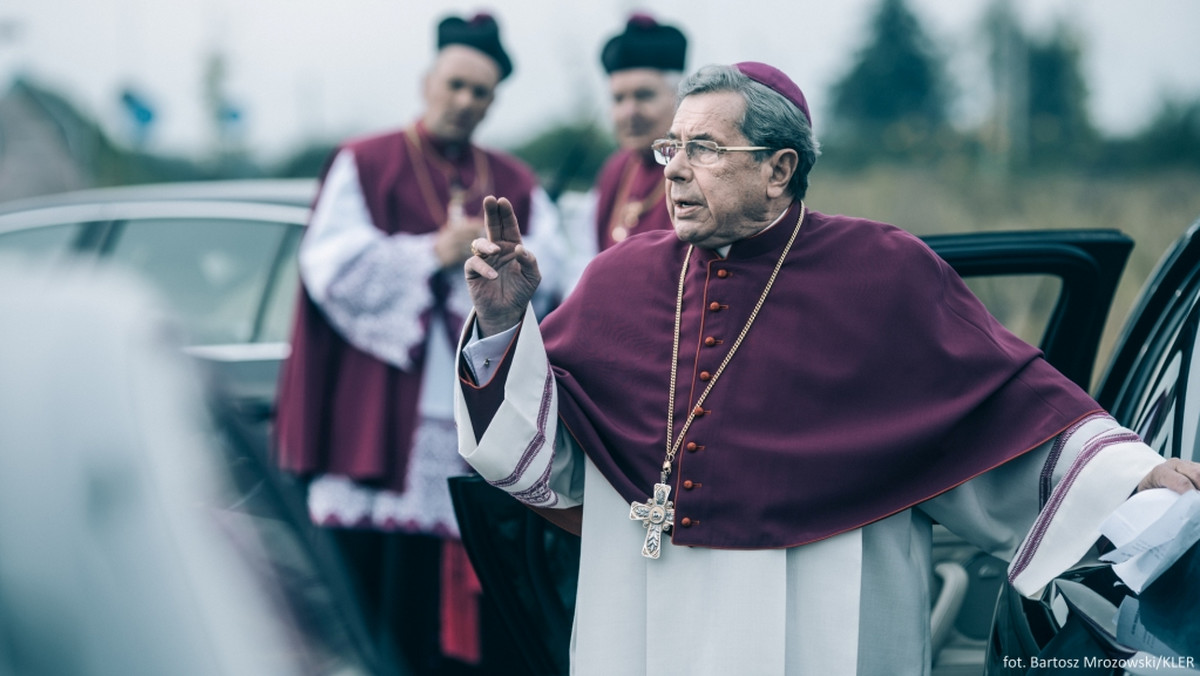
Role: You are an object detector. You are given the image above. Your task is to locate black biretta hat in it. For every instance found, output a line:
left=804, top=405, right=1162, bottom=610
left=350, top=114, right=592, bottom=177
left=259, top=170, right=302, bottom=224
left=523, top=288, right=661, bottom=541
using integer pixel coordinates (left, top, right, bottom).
left=601, top=13, right=687, bottom=75
left=437, top=13, right=513, bottom=81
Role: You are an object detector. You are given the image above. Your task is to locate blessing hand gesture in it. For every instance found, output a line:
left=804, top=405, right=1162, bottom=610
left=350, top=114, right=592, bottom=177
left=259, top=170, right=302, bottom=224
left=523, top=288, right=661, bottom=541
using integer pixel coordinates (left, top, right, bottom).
left=464, top=196, right=541, bottom=337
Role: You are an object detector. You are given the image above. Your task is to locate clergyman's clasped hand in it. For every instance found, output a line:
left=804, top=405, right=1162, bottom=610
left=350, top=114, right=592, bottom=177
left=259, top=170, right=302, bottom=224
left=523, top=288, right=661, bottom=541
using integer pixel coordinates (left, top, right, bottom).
left=465, top=196, right=541, bottom=337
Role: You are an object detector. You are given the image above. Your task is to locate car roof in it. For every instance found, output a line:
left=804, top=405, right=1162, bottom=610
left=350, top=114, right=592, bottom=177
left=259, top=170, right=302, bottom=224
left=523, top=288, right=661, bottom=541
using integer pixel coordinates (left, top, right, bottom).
left=0, top=179, right=319, bottom=216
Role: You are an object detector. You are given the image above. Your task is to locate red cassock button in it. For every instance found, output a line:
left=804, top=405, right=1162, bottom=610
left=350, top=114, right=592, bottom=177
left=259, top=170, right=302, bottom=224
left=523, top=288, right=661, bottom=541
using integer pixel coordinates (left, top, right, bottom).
left=704, top=336, right=717, bottom=347
left=680, top=517, right=693, bottom=527
left=709, top=302, right=721, bottom=312
left=699, top=371, right=712, bottom=381
left=692, top=405, right=705, bottom=417
left=683, top=480, right=694, bottom=490
left=686, top=441, right=699, bottom=452
left=717, top=269, right=729, bottom=278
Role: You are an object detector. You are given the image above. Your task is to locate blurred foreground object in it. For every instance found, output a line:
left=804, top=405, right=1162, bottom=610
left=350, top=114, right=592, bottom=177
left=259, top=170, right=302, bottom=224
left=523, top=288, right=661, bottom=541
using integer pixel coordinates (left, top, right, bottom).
left=0, top=261, right=376, bottom=675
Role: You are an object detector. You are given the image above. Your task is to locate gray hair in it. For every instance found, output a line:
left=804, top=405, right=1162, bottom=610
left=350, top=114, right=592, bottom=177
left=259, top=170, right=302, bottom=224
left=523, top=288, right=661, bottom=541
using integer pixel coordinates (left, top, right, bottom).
left=677, top=65, right=820, bottom=199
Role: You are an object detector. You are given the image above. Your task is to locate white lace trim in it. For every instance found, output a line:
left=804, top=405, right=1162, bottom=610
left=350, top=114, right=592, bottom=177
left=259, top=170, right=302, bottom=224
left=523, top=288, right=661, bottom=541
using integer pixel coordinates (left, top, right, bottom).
left=299, top=149, right=438, bottom=370
left=307, top=474, right=374, bottom=527
left=320, top=232, right=437, bottom=370
left=307, top=418, right=468, bottom=537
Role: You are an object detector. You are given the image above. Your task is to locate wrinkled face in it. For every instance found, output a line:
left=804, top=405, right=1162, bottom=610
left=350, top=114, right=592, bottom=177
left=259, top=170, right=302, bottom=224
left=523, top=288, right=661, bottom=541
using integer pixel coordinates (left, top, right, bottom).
left=421, top=45, right=500, bottom=143
left=609, top=68, right=678, bottom=154
left=664, top=91, right=773, bottom=249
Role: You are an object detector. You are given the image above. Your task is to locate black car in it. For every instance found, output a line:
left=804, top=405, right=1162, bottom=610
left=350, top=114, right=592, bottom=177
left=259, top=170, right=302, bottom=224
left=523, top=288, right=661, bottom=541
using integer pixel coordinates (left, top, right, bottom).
left=985, top=216, right=1200, bottom=675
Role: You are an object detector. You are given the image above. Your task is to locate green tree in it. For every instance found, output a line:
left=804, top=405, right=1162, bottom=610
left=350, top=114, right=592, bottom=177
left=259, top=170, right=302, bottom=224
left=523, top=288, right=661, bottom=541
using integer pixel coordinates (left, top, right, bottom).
left=510, top=120, right=615, bottom=201
left=1140, top=98, right=1200, bottom=168
left=827, top=0, right=952, bottom=163
left=981, top=0, right=1029, bottom=172
left=1024, top=24, right=1097, bottom=166
left=980, top=3, right=1099, bottom=171
left=1101, top=97, right=1200, bottom=171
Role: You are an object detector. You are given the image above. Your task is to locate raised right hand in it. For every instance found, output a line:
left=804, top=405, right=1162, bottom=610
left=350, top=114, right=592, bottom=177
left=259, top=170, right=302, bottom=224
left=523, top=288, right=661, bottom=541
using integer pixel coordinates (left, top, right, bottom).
left=464, top=196, right=541, bottom=337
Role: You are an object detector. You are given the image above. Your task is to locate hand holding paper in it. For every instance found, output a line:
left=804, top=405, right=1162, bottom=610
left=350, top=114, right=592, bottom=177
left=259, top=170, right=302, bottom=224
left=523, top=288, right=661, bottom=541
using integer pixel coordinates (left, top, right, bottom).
left=1099, top=488, right=1200, bottom=593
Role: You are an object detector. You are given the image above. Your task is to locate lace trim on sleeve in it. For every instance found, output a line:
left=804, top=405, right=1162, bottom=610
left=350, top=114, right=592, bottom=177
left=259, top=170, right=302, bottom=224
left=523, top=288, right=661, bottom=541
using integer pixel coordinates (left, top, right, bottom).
left=299, top=148, right=438, bottom=370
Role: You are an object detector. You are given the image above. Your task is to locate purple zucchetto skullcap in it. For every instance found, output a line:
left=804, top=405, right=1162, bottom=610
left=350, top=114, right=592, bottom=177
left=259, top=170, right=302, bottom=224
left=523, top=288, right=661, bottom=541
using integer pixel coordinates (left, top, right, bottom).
left=601, top=13, right=687, bottom=74
left=437, top=12, right=513, bottom=81
left=734, top=61, right=812, bottom=128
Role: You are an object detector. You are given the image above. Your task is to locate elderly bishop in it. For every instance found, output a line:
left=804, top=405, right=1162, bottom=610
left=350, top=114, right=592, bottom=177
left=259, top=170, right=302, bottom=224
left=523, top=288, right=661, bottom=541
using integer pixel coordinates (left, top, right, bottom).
left=454, top=62, right=1200, bottom=675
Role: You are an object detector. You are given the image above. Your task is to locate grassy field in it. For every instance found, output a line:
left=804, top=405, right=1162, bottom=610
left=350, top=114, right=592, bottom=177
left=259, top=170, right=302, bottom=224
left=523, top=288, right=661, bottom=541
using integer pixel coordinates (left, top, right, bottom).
left=804, top=164, right=1200, bottom=389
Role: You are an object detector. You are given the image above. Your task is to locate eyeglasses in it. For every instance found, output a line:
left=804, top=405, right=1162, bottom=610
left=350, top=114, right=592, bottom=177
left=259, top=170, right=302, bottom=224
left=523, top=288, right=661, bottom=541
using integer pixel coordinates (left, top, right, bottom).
left=651, top=138, right=771, bottom=166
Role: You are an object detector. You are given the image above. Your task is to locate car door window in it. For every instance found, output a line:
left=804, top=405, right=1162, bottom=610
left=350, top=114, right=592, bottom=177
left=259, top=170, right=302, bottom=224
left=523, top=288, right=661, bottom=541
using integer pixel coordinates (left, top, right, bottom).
left=256, top=229, right=302, bottom=344
left=963, top=274, right=1063, bottom=348
left=1185, top=317, right=1200, bottom=463
left=928, top=231, right=1132, bottom=391
left=1129, top=294, right=1200, bottom=462
left=106, top=218, right=291, bottom=345
left=0, top=222, right=86, bottom=262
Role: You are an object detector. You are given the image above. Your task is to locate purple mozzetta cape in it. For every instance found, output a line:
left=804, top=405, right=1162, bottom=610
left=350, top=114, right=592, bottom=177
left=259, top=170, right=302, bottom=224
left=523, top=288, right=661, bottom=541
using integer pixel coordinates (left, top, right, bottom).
left=539, top=201, right=1101, bottom=548
left=593, top=148, right=673, bottom=250
left=274, top=123, right=537, bottom=490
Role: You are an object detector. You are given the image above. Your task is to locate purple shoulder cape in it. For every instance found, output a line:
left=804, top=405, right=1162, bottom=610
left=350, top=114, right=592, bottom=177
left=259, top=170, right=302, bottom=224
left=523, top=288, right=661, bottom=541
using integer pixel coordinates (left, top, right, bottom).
left=541, top=202, right=1101, bottom=548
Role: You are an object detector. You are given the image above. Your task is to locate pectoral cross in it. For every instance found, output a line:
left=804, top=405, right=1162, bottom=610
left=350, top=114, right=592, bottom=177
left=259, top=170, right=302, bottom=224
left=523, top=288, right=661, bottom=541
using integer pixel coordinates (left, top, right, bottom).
left=447, top=186, right=466, bottom=225
left=629, top=483, right=675, bottom=559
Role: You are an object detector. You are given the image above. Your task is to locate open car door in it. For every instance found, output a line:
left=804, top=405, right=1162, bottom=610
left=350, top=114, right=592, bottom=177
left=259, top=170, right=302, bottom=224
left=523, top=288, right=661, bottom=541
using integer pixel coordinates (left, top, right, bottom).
left=988, top=218, right=1200, bottom=675
left=451, top=228, right=1134, bottom=676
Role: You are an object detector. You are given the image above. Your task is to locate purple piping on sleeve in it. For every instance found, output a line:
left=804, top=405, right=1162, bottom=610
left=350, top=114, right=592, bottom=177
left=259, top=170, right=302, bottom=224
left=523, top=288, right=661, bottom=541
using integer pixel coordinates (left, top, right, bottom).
left=1010, top=428, right=1143, bottom=582
left=485, top=364, right=561, bottom=508
left=1039, top=413, right=1111, bottom=508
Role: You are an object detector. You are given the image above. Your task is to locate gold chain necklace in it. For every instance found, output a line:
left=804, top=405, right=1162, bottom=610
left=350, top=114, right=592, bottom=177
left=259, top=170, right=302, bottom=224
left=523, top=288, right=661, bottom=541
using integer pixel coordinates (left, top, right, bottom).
left=606, top=155, right=665, bottom=244
left=629, top=203, right=807, bottom=559
left=404, top=126, right=491, bottom=225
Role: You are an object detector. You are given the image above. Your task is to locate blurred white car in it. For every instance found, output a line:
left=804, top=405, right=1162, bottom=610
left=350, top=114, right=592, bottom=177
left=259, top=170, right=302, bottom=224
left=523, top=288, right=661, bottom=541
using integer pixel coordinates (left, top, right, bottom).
left=0, top=240, right=386, bottom=674
left=0, top=180, right=316, bottom=428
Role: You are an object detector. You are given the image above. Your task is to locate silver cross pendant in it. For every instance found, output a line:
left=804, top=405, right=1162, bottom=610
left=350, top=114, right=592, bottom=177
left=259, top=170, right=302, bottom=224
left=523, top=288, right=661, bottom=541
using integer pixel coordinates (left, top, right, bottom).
left=629, top=483, right=675, bottom=559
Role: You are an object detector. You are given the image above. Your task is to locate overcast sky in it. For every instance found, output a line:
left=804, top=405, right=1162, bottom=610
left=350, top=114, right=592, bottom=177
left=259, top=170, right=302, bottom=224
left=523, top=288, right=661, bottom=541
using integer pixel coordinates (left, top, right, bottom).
left=3, top=0, right=1199, bottom=161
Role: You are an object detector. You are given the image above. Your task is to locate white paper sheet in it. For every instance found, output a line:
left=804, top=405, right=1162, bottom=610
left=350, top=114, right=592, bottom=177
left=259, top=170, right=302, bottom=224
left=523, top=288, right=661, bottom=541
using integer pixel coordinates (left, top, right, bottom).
left=1100, top=489, right=1200, bottom=593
